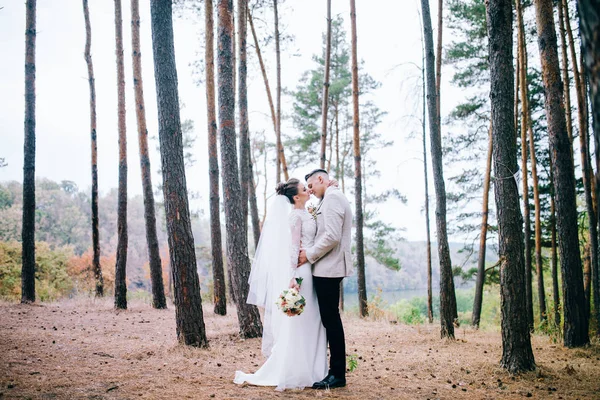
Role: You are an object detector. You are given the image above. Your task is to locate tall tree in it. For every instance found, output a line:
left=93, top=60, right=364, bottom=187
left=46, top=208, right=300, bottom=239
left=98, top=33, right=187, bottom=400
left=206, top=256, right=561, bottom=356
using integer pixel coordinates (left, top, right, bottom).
left=515, top=0, right=537, bottom=328
left=421, top=30, right=434, bottom=324
left=486, top=0, right=535, bottom=372
left=205, top=0, right=227, bottom=316
left=472, top=123, right=492, bottom=328
left=320, top=0, right=332, bottom=169
left=217, top=0, right=263, bottom=338
left=435, top=0, right=442, bottom=128
left=350, top=0, right=367, bottom=318
left=131, top=0, right=167, bottom=309
left=150, top=0, right=207, bottom=347
left=21, top=0, right=36, bottom=304
left=247, top=7, right=289, bottom=182
left=247, top=140, right=261, bottom=249
left=577, top=0, right=600, bottom=335
left=550, top=159, right=561, bottom=328
left=533, top=0, right=589, bottom=347
left=421, top=0, right=457, bottom=338
left=114, top=0, right=128, bottom=310
left=238, top=0, right=250, bottom=237
left=516, top=41, right=534, bottom=330
left=563, top=0, right=597, bottom=321
left=273, top=0, right=285, bottom=183
left=83, top=0, right=104, bottom=297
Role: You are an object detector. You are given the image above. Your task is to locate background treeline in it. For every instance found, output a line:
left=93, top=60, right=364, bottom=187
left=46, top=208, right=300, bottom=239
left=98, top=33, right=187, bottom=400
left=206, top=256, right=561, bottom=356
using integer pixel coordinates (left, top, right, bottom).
left=0, top=178, right=494, bottom=301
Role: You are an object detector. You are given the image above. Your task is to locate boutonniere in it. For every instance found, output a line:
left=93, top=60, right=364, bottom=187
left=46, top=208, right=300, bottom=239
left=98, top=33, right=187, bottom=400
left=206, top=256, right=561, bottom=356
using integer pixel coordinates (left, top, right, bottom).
left=307, top=205, right=320, bottom=221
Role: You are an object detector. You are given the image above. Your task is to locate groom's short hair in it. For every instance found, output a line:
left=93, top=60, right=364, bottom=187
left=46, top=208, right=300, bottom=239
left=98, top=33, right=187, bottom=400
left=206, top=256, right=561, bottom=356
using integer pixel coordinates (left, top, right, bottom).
left=305, top=168, right=329, bottom=181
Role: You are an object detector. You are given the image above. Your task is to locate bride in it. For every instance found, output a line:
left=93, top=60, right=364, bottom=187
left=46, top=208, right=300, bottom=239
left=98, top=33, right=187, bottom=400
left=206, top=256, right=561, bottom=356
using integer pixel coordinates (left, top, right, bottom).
left=233, top=178, right=328, bottom=391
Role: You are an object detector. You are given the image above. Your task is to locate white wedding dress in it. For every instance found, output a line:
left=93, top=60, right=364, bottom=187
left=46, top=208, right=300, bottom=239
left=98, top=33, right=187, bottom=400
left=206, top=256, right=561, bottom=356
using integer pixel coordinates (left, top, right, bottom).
left=234, top=208, right=327, bottom=391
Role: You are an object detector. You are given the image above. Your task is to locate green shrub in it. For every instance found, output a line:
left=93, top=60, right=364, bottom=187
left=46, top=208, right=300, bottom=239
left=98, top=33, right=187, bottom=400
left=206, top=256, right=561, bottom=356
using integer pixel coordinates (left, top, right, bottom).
left=389, top=299, right=425, bottom=325
left=0, top=241, right=73, bottom=301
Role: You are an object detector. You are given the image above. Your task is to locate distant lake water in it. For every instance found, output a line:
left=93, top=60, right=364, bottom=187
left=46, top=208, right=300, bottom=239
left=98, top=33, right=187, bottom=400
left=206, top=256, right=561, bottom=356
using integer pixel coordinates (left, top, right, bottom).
left=342, top=288, right=430, bottom=308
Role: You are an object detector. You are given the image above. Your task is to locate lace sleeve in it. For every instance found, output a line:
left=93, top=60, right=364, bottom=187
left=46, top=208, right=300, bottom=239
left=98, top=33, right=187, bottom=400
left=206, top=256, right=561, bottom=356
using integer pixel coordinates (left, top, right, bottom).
left=289, top=212, right=302, bottom=274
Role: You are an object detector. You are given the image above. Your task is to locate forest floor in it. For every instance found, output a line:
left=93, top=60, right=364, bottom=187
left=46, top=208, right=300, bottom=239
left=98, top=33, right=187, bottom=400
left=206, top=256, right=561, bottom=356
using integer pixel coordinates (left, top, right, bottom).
left=1, top=298, right=600, bottom=400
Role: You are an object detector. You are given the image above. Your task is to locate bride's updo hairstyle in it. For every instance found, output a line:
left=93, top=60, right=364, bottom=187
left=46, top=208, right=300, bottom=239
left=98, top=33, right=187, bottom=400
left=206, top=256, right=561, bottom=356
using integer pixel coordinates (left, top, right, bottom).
left=275, top=178, right=300, bottom=204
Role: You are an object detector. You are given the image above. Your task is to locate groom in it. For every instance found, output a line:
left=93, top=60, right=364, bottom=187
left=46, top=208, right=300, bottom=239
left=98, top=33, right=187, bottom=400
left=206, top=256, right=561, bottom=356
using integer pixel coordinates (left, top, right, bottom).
left=298, top=168, right=353, bottom=390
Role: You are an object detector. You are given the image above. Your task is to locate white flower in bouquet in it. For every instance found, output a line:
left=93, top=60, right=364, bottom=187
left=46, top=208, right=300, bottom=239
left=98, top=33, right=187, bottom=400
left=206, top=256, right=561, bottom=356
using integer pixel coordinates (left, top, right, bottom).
left=276, top=278, right=306, bottom=316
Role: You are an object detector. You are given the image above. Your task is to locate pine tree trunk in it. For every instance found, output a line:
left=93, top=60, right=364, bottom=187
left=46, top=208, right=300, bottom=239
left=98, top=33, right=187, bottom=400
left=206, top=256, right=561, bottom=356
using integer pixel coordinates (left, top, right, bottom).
left=247, top=9, right=288, bottom=182
left=577, top=0, right=600, bottom=335
left=237, top=0, right=249, bottom=237
left=217, top=0, right=263, bottom=338
left=516, top=0, right=545, bottom=324
left=517, top=42, right=534, bottom=331
left=113, top=0, right=128, bottom=310
left=486, top=0, right=536, bottom=372
left=273, top=0, right=285, bottom=183
left=320, top=0, right=332, bottom=170
left=422, top=40, right=433, bottom=324
left=150, top=0, right=207, bottom=347
left=563, top=0, right=598, bottom=324
left=83, top=0, right=104, bottom=298
left=349, top=0, right=367, bottom=318
left=21, top=0, right=36, bottom=304
left=557, top=1, right=574, bottom=143
left=472, top=122, right=493, bottom=328
left=131, top=0, right=166, bottom=310
left=205, top=0, right=227, bottom=316
left=327, top=116, right=334, bottom=173
left=550, top=162, right=561, bottom=328
left=435, top=0, right=442, bottom=129
left=533, top=0, right=589, bottom=347
left=248, top=146, right=261, bottom=249
left=420, top=0, right=457, bottom=338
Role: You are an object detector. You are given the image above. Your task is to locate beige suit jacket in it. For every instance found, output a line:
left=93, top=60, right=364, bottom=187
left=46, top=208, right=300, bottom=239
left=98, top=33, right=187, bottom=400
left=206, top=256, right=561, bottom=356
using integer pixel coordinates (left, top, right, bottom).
left=306, top=186, right=354, bottom=278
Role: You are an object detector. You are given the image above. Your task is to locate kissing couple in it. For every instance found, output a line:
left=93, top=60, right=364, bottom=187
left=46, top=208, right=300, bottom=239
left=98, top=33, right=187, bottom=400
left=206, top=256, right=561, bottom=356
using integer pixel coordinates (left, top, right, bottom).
left=234, top=168, right=353, bottom=391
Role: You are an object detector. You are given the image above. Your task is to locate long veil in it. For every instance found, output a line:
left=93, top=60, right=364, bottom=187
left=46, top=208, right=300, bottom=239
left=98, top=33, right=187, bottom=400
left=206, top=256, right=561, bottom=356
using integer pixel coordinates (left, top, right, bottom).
left=247, top=195, right=293, bottom=357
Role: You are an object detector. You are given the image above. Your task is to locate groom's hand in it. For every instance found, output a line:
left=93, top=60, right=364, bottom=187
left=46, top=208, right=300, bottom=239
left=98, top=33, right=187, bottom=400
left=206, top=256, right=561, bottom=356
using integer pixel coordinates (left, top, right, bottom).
left=298, top=250, right=308, bottom=266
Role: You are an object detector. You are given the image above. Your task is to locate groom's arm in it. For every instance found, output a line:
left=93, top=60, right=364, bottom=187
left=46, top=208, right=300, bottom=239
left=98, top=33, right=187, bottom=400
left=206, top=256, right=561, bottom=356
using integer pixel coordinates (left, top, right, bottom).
left=305, top=195, right=344, bottom=264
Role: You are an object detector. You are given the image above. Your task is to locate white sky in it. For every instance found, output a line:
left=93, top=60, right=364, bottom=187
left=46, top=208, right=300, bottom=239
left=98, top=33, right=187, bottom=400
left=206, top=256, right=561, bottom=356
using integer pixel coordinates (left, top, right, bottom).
left=0, top=0, right=467, bottom=242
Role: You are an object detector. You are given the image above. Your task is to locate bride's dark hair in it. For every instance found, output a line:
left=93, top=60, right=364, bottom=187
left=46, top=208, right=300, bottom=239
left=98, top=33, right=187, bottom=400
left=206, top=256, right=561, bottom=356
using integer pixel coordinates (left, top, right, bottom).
left=275, top=178, right=300, bottom=204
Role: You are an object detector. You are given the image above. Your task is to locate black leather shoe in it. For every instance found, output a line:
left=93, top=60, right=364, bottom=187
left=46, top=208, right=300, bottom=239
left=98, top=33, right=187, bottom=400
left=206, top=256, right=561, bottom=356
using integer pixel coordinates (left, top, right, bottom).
left=312, top=374, right=346, bottom=389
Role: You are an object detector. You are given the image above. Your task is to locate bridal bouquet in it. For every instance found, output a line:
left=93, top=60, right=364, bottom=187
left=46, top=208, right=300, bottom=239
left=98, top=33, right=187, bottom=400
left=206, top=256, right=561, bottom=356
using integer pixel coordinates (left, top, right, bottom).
left=275, top=278, right=306, bottom=316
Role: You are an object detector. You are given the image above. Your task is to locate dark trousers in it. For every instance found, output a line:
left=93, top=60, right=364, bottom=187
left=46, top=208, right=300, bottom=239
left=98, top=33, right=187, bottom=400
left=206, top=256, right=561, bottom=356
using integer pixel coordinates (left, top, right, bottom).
left=313, top=276, right=345, bottom=378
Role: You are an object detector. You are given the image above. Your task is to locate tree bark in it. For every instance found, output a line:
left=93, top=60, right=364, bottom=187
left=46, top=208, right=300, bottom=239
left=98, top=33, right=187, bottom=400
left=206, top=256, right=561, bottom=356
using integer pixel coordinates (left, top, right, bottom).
left=205, top=0, right=227, bottom=315
left=217, top=0, right=263, bottom=338
left=150, top=0, right=207, bottom=347
left=237, top=0, right=249, bottom=238
left=516, top=41, right=534, bottom=331
left=550, top=157, right=561, bottom=328
left=516, top=0, right=545, bottom=325
left=420, top=0, right=457, bottom=338
left=487, top=0, right=536, bottom=372
left=533, top=0, right=589, bottom=347
left=563, top=0, right=597, bottom=324
left=83, top=0, right=104, bottom=298
left=349, top=0, right=367, bottom=318
left=320, top=0, right=332, bottom=170
left=557, top=1, right=574, bottom=143
left=248, top=142, right=261, bottom=249
left=113, top=0, right=128, bottom=310
left=273, top=0, right=286, bottom=183
left=435, top=0, right=442, bottom=129
left=131, top=0, right=166, bottom=309
left=247, top=9, right=288, bottom=182
left=421, top=35, right=433, bottom=324
left=576, top=0, right=600, bottom=335
left=21, top=0, right=36, bottom=304
left=472, top=122, right=493, bottom=328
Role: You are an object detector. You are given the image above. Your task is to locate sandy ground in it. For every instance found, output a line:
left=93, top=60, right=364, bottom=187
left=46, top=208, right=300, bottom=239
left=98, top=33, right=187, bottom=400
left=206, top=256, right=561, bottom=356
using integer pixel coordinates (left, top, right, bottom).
left=1, top=298, right=599, bottom=399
